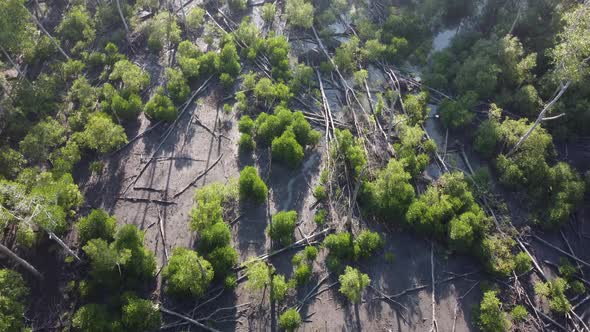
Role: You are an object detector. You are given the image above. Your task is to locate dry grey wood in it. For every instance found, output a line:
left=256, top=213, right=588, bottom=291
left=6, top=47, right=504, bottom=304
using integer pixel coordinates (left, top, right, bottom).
left=48, top=231, right=81, bottom=262
left=117, top=196, right=176, bottom=205
left=173, top=153, right=223, bottom=198
left=429, top=242, right=438, bottom=332
left=0, top=243, right=43, bottom=279
left=533, top=234, right=590, bottom=269
left=159, top=306, right=222, bottom=332
left=157, top=208, right=169, bottom=262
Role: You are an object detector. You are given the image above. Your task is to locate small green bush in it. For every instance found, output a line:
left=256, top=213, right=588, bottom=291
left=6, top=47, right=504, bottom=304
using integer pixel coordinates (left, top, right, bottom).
left=144, top=87, right=177, bottom=121
left=76, top=209, right=117, bottom=244
left=477, top=291, right=511, bottom=332
left=338, top=266, right=370, bottom=303
left=278, top=309, right=301, bottom=332
left=72, top=304, right=121, bottom=332
left=313, top=185, right=327, bottom=201
left=165, top=68, right=190, bottom=103
left=534, top=278, right=572, bottom=314
left=294, top=263, right=312, bottom=285
left=511, top=305, right=528, bottom=322
left=239, top=134, right=256, bottom=153
left=354, top=230, right=383, bottom=258
left=121, top=294, right=161, bottom=332
left=514, top=251, right=532, bottom=274
left=238, top=115, right=255, bottom=134
left=271, top=274, right=289, bottom=302
left=207, top=245, right=238, bottom=279
left=199, top=222, right=231, bottom=253
left=314, top=209, right=327, bottom=224
left=268, top=211, right=297, bottom=246
left=324, top=232, right=355, bottom=260
left=162, top=248, right=214, bottom=297
left=304, top=246, right=318, bottom=261
left=239, top=166, right=268, bottom=204
left=0, top=269, right=29, bottom=332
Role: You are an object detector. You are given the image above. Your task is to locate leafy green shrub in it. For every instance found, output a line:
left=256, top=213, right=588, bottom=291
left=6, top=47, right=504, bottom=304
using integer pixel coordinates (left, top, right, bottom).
left=57, top=5, right=95, bottom=52
left=293, top=263, right=312, bottom=285
left=206, top=245, right=238, bottom=280
left=238, top=115, right=255, bottom=134
left=145, top=87, right=177, bottom=121
left=332, top=129, right=366, bottom=178
left=165, top=68, right=190, bottom=103
left=324, top=232, right=355, bottom=260
left=76, top=209, right=117, bottom=244
left=142, top=12, right=181, bottom=51
left=73, top=304, right=121, bottom=332
left=511, top=305, right=528, bottom=322
left=404, top=91, right=429, bottom=125
left=109, top=60, right=150, bottom=95
left=279, top=308, right=302, bottom=332
left=121, top=294, right=161, bottom=332
left=112, top=225, right=157, bottom=282
left=199, top=222, right=231, bottom=253
left=535, top=278, right=572, bottom=314
left=19, top=117, right=66, bottom=163
left=272, top=129, right=304, bottom=167
left=477, top=291, right=511, bottom=332
left=108, top=92, right=142, bottom=121
left=271, top=274, right=289, bottom=302
left=268, top=211, right=297, bottom=246
left=239, top=166, right=268, bottom=204
left=0, top=269, right=29, bottom=332
left=190, top=180, right=237, bottom=231
left=261, top=3, right=276, bottom=24
left=0, top=147, right=25, bottom=179
left=363, top=158, right=415, bottom=222
left=514, top=251, right=532, bottom=274
left=354, top=230, right=383, bottom=258
left=304, top=246, right=318, bottom=261
left=245, top=261, right=272, bottom=291
left=338, top=266, right=370, bottom=303
left=314, top=209, right=327, bottom=224
left=479, top=235, right=516, bottom=277
left=439, top=92, right=477, bottom=129
left=239, top=134, right=256, bottom=153
left=186, top=7, right=205, bottom=30
left=73, top=112, right=127, bottom=154
left=163, top=248, right=214, bottom=297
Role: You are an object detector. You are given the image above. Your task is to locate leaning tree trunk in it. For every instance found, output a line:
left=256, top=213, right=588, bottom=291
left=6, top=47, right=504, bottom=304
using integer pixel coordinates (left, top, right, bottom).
left=116, top=0, right=130, bottom=35
left=23, top=5, right=70, bottom=60
left=0, top=243, right=43, bottom=279
left=506, top=81, right=571, bottom=157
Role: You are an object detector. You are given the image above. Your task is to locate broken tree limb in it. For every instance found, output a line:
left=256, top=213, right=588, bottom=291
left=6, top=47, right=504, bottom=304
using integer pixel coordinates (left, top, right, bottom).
left=24, top=6, right=70, bottom=60
left=173, top=154, right=223, bottom=198
left=516, top=236, right=547, bottom=281
left=242, top=228, right=333, bottom=267
left=0, top=243, right=43, bottom=279
left=117, top=196, right=176, bottom=205
left=451, top=281, right=479, bottom=332
left=429, top=242, right=438, bottom=332
left=368, top=285, right=408, bottom=311
left=48, top=231, right=81, bottom=262
left=561, top=230, right=584, bottom=277
left=157, top=208, right=169, bottom=262
left=115, top=0, right=130, bottom=36
left=507, top=81, right=571, bottom=157
left=159, top=306, right=222, bottom=332
left=533, top=234, right=590, bottom=269
left=295, top=273, right=332, bottom=311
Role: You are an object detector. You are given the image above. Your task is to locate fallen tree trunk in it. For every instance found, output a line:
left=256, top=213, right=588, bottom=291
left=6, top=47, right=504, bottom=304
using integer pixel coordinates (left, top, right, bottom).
left=173, top=154, right=223, bottom=198
left=159, top=306, right=222, bottom=332
left=0, top=243, right=43, bottom=279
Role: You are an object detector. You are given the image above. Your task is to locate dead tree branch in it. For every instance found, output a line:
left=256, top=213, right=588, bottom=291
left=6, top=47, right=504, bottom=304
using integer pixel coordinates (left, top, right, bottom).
left=173, top=154, right=223, bottom=198
left=0, top=243, right=43, bottom=279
